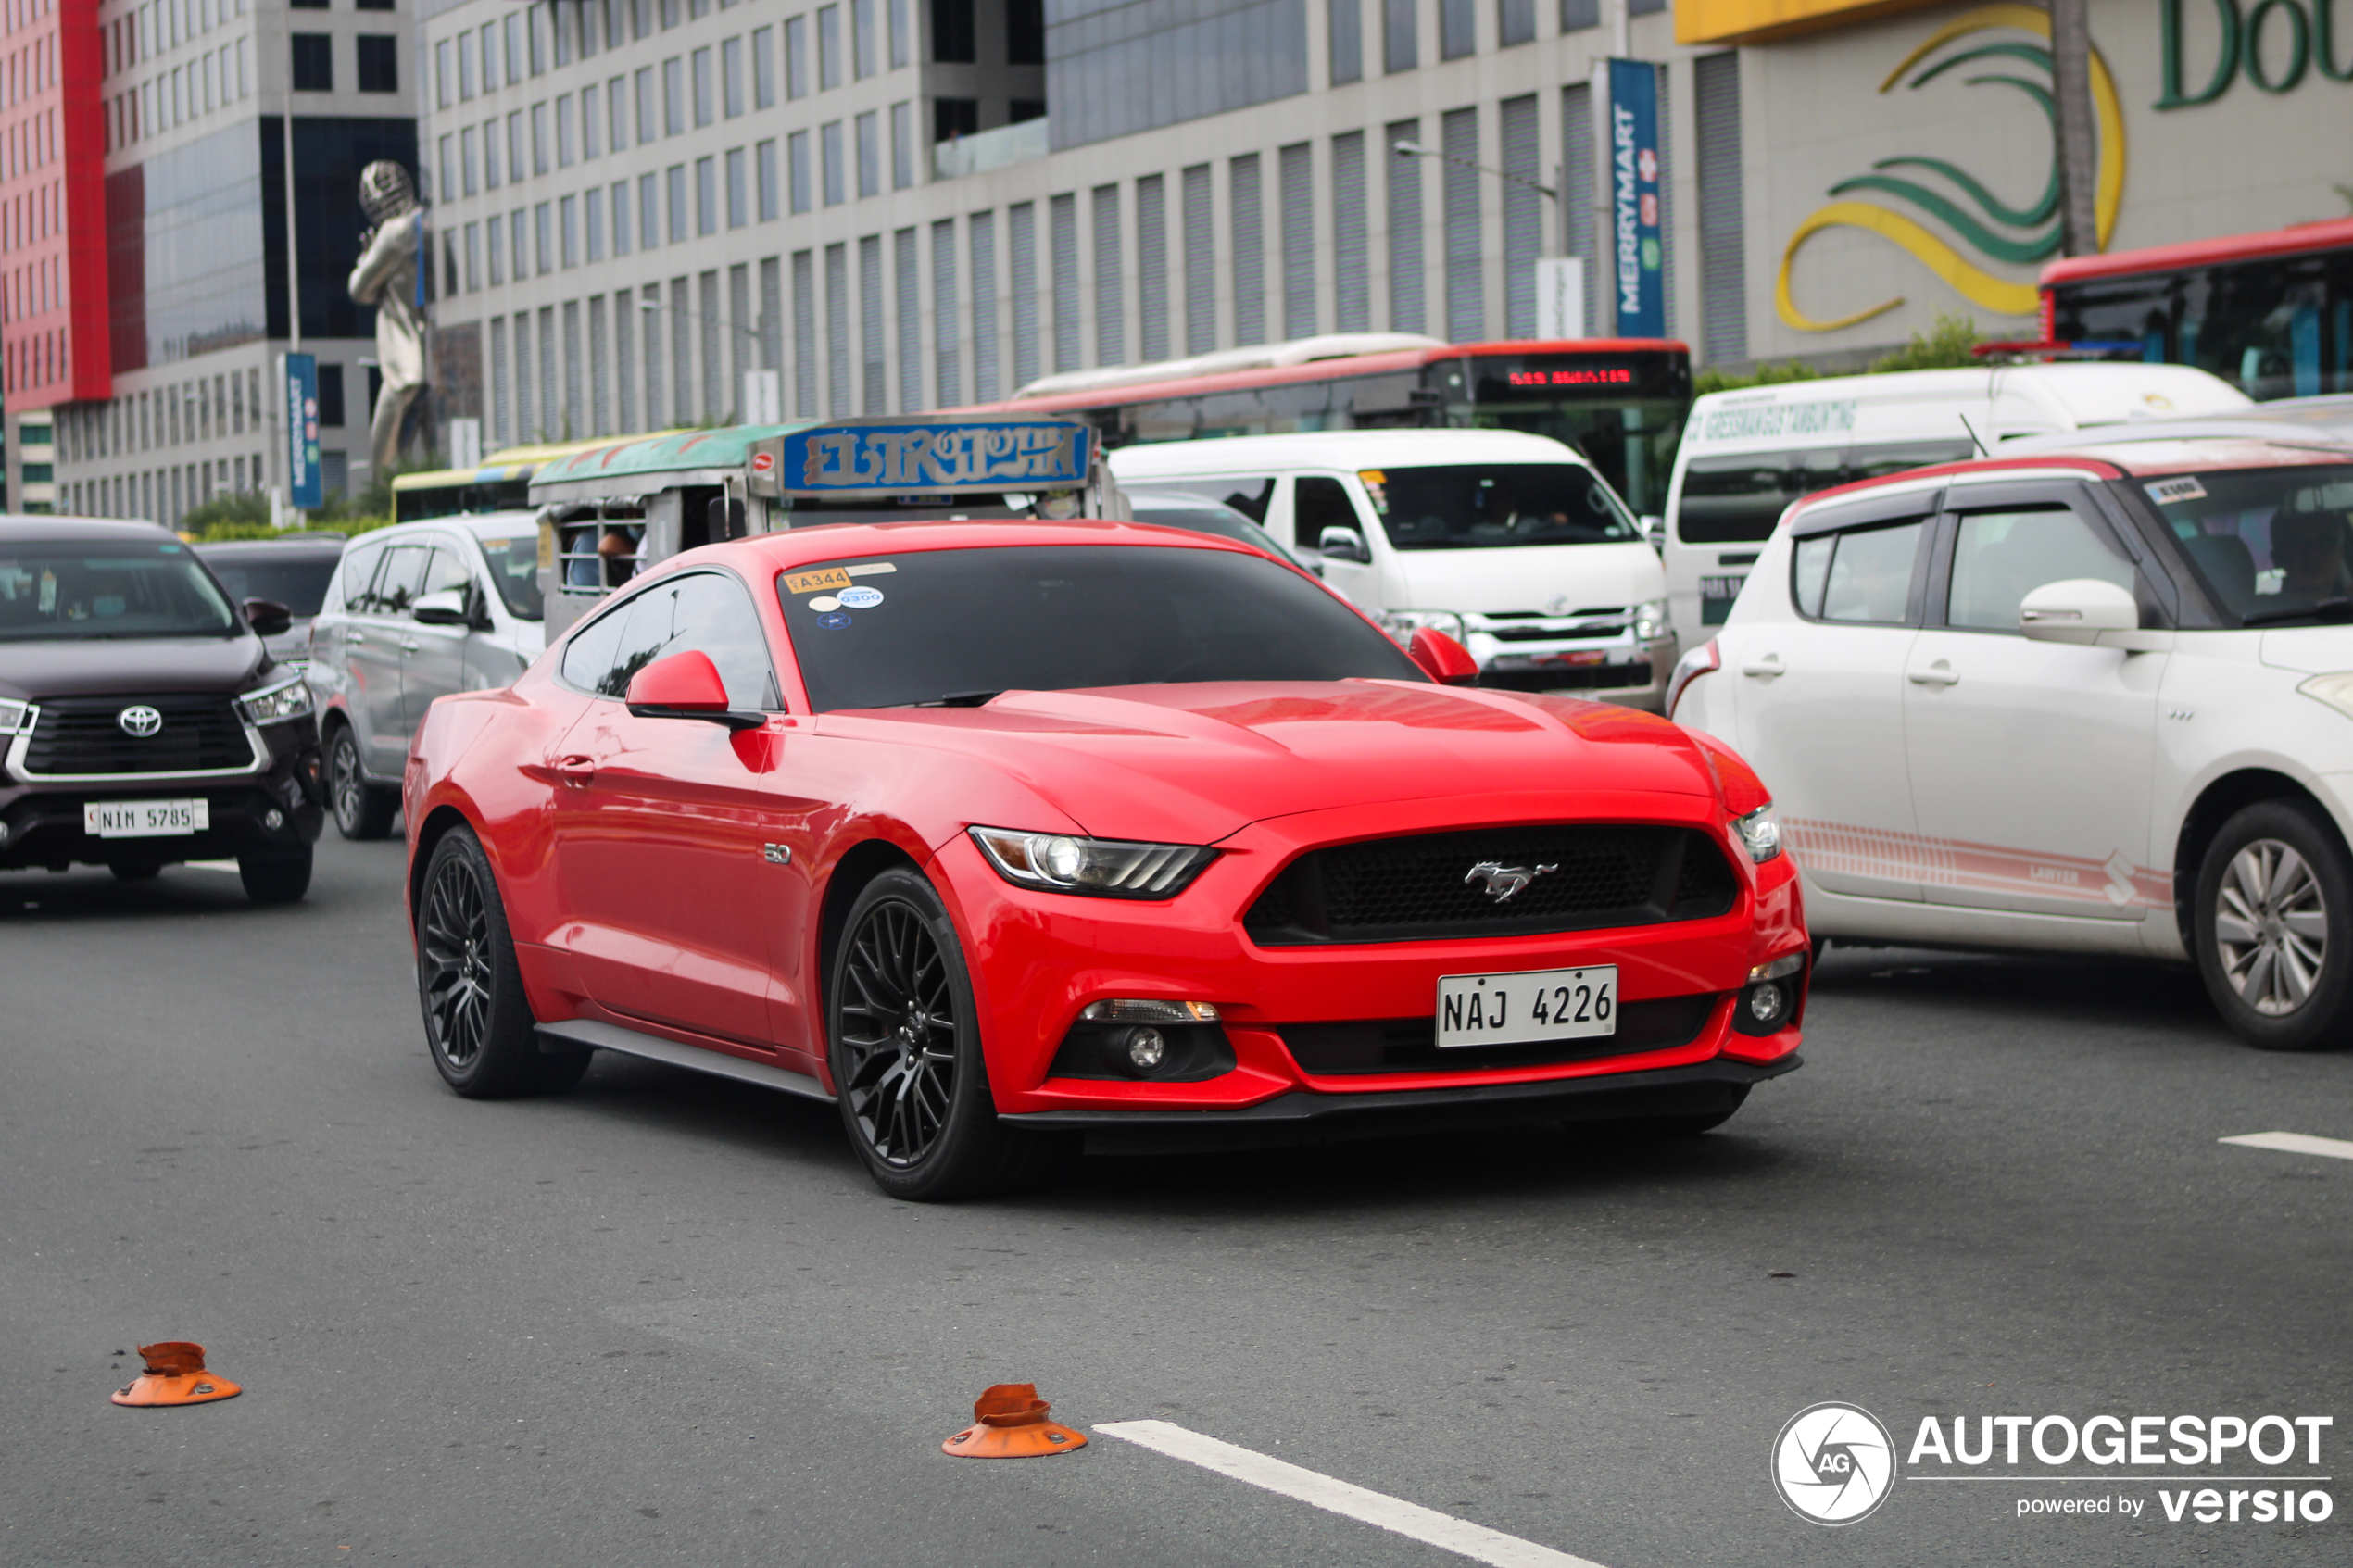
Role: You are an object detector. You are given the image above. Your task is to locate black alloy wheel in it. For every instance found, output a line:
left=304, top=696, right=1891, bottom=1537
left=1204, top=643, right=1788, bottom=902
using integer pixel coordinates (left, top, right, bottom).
left=826, top=869, right=1059, bottom=1200
left=329, top=724, right=398, bottom=840
left=416, top=825, right=589, bottom=1097
left=2195, top=798, right=2353, bottom=1051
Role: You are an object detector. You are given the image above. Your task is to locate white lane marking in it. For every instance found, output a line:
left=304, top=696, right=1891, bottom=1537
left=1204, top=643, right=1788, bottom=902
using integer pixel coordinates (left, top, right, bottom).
left=1094, top=1419, right=1608, bottom=1568
left=2221, top=1131, right=2353, bottom=1161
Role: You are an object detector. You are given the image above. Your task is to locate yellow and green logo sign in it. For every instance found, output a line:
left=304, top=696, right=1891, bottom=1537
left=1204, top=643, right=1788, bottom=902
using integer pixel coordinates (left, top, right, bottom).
left=1778, top=3, right=2127, bottom=332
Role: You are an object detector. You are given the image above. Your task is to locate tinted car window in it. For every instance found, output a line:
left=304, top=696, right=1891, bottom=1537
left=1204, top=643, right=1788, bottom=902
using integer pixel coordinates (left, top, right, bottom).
left=371, top=545, right=431, bottom=616
left=1293, top=475, right=1363, bottom=551
left=338, top=540, right=386, bottom=611
left=1793, top=521, right=1925, bottom=624
left=0, top=539, right=239, bottom=641
left=421, top=546, right=475, bottom=606
left=201, top=554, right=338, bottom=615
left=1680, top=450, right=1843, bottom=546
left=473, top=531, right=545, bottom=620
left=776, top=544, right=1423, bottom=711
left=1946, top=508, right=2135, bottom=632
left=588, top=571, right=779, bottom=708
left=2133, top=463, right=2353, bottom=627
left=1360, top=463, right=1639, bottom=550
left=560, top=599, right=628, bottom=692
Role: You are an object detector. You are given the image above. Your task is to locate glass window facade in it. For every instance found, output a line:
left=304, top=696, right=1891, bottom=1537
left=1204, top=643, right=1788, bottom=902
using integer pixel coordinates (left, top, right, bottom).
left=1045, top=0, right=1307, bottom=151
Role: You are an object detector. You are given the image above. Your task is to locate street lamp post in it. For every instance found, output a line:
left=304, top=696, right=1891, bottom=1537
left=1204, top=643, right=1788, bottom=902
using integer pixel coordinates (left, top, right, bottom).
left=1394, top=138, right=1572, bottom=270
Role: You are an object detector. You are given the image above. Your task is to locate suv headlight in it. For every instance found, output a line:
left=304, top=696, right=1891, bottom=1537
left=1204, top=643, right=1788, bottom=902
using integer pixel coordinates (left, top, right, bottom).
left=1634, top=598, right=1670, bottom=642
left=2297, top=672, right=2353, bottom=720
left=238, top=674, right=315, bottom=726
left=1372, top=608, right=1467, bottom=649
left=1731, top=803, right=1782, bottom=863
left=969, top=826, right=1218, bottom=899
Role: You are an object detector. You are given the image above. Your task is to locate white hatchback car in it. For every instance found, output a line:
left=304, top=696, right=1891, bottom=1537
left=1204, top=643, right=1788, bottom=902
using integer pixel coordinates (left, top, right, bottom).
left=1669, top=435, right=2353, bottom=1049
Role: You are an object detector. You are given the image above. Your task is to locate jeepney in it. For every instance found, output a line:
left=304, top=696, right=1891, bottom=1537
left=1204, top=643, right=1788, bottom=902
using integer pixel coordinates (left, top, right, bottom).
left=528, top=415, right=1126, bottom=638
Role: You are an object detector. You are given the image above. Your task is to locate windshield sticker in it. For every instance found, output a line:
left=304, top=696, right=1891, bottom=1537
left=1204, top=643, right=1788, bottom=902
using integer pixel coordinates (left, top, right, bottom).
left=1358, top=471, right=1390, bottom=515
left=785, top=568, right=854, bottom=595
left=2145, top=477, right=2208, bottom=505
left=41, top=571, right=57, bottom=611
left=807, top=595, right=842, bottom=612
left=843, top=562, right=897, bottom=577
left=815, top=611, right=853, bottom=630
left=837, top=586, right=885, bottom=608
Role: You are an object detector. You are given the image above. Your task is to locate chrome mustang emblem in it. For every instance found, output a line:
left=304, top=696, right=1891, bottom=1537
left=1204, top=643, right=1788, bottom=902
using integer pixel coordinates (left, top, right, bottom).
left=118, top=705, right=164, bottom=738
left=1465, top=860, right=1558, bottom=903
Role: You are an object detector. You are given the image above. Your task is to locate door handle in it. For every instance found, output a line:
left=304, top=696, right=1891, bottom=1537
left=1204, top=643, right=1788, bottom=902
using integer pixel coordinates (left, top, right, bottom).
left=551, top=753, right=596, bottom=784
left=399, top=638, right=422, bottom=653
left=343, top=630, right=367, bottom=645
left=1907, top=662, right=1960, bottom=686
left=1740, top=654, right=1786, bottom=678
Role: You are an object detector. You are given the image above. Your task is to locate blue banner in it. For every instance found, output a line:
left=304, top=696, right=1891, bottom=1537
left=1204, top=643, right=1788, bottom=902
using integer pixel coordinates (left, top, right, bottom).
left=283, top=353, right=322, bottom=510
left=781, top=420, right=1091, bottom=494
left=1606, top=58, right=1664, bottom=341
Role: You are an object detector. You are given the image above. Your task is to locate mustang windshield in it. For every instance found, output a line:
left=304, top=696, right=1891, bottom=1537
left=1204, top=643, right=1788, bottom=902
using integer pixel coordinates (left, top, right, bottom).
left=1359, top=463, right=1641, bottom=551
left=0, top=541, right=240, bottom=641
left=2141, top=464, right=2353, bottom=627
left=776, top=543, right=1424, bottom=710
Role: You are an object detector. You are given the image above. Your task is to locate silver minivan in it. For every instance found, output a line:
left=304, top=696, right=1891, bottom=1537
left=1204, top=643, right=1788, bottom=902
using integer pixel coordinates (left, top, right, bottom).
left=308, top=513, right=545, bottom=838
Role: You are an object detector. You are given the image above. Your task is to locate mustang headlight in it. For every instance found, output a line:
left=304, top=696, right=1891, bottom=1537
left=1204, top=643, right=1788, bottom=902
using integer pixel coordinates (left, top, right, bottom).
left=969, top=826, right=1218, bottom=898
left=1371, top=608, right=1467, bottom=649
left=1731, top=803, right=1782, bottom=864
left=1634, top=598, right=1670, bottom=642
left=238, top=674, right=315, bottom=726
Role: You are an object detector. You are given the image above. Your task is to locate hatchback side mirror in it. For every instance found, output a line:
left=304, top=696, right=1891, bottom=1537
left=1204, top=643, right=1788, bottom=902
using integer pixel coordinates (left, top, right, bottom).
left=1319, top=526, right=1371, bottom=564
left=411, top=588, right=471, bottom=627
left=1408, top=627, right=1480, bottom=685
left=624, top=649, right=765, bottom=729
left=244, top=597, right=292, bottom=637
left=2019, top=579, right=2138, bottom=645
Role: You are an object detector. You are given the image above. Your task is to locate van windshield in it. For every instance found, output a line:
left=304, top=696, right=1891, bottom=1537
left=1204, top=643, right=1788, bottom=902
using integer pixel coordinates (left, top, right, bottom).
left=1357, top=464, right=1639, bottom=551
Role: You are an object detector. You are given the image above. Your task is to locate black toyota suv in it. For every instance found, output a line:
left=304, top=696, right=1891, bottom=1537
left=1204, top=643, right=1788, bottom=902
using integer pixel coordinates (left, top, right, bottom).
left=0, top=517, right=325, bottom=902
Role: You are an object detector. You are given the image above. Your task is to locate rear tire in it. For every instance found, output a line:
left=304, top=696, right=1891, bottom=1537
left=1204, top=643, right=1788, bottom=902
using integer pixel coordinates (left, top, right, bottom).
left=238, top=847, right=312, bottom=905
left=2194, top=798, right=2353, bottom=1051
left=416, top=825, right=589, bottom=1097
left=329, top=724, right=399, bottom=841
left=825, top=868, right=1060, bottom=1200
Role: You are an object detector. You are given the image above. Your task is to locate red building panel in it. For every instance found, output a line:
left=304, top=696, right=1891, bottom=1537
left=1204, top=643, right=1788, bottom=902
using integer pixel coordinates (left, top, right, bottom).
left=2, top=0, right=109, bottom=410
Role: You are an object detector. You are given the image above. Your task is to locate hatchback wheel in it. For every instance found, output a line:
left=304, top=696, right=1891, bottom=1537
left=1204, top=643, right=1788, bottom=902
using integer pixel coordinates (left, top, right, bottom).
left=329, top=725, right=398, bottom=841
left=417, top=826, right=589, bottom=1096
left=2195, top=799, right=2353, bottom=1051
left=826, top=869, right=1059, bottom=1200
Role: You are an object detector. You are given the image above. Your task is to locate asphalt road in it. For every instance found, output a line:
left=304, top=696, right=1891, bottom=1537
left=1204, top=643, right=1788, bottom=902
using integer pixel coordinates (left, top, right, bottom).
left=4, top=834, right=2348, bottom=1568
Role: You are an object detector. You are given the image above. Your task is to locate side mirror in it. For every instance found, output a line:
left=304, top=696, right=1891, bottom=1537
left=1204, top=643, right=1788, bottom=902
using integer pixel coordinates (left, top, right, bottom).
left=624, top=649, right=764, bottom=729
left=1638, top=514, right=1664, bottom=542
left=243, top=597, right=292, bottom=637
left=2019, top=579, right=2138, bottom=645
left=411, top=588, right=471, bottom=626
left=1318, top=526, right=1371, bottom=564
left=1408, top=627, right=1481, bottom=686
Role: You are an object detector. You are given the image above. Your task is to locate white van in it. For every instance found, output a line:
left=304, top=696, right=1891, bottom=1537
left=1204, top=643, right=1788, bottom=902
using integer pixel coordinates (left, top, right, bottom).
left=1661, top=364, right=2251, bottom=650
left=1110, top=429, right=1676, bottom=707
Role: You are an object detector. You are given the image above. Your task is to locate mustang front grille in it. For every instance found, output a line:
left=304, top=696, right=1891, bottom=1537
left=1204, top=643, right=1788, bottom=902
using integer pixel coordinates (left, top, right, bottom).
left=1242, top=825, right=1739, bottom=945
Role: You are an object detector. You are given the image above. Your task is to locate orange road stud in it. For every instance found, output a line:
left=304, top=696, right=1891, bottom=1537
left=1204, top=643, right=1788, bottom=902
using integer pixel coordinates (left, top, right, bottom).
left=110, top=1342, right=242, bottom=1408
left=941, top=1383, right=1087, bottom=1458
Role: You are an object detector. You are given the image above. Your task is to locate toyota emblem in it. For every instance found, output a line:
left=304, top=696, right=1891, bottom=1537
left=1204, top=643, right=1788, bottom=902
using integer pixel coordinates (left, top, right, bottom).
left=118, top=705, right=165, bottom=738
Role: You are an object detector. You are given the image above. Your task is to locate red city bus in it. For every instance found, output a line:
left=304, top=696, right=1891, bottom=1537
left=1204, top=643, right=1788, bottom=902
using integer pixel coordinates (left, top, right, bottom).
left=950, top=334, right=1694, bottom=518
left=2041, top=215, right=2353, bottom=400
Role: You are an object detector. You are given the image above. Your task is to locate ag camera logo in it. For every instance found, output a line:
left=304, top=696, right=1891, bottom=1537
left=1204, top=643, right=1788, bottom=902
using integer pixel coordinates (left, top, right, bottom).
left=1773, top=1402, right=1897, bottom=1525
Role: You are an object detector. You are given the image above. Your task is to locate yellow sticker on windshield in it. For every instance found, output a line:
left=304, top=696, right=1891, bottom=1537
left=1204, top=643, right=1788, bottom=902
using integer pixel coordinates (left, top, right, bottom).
left=784, top=568, right=854, bottom=594
left=1358, top=470, right=1385, bottom=484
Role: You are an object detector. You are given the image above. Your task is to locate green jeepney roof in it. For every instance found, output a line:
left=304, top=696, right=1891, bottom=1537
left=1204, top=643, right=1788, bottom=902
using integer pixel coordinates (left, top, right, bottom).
left=530, top=421, right=817, bottom=498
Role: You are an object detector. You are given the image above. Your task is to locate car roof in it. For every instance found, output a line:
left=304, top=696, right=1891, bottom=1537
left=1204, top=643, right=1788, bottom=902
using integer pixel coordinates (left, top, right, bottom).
left=192, top=536, right=347, bottom=558
left=1106, top=427, right=1586, bottom=474
left=334, top=513, right=538, bottom=553
left=1785, top=436, right=2353, bottom=521
left=1997, top=395, right=2353, bottom=454
left=691, top=518, right=1269, bottom=576
left=0, top=514, right=180, bottom=544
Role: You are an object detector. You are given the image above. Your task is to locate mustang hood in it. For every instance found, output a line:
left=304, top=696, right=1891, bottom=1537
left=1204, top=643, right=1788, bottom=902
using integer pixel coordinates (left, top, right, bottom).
left=823, top=680, right=1720, bottom=846
left=0, top=635, right=270, bottom=703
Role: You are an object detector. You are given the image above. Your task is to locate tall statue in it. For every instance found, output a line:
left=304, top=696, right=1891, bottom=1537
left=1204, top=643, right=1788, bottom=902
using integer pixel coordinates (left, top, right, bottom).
left=346, top=160, right=428, bottom=484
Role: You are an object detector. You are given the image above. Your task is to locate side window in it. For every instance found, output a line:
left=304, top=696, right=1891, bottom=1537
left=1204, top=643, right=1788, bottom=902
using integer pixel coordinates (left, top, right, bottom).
left=338, top=542, right=385, bottom=612
left=372, top=545, right=431, bottom=616
left=1945, top=507, right=2135, bottom=632
left=421, top=546, right=475, bottom=609
left=1677, top=449, right=1842, bottom=546
left=1844, top=439, right=1975, bottom=483
left=580, top=572, right=781, bottom=707
left=1205, top=476, right=1277, bottom=528
left=1792, top=520, right=1926, bottom=624
left=1293, top=476, right=1361, bottom=549
left=559, top=597, right=629, bottom=692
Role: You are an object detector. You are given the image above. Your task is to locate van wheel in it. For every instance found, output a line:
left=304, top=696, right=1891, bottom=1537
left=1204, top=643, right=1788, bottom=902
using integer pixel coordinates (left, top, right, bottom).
left=328, top=724, right=398, bottom=840
left=2195, top=799, right=2353, bottom=1050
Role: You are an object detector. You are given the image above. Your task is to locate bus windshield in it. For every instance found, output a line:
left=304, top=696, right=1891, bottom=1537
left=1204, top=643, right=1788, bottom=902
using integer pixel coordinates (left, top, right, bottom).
left=1360, top=463, right=1641, bottom=550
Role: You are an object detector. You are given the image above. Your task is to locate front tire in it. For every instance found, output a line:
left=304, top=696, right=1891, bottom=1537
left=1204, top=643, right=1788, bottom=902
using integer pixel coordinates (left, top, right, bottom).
left=238, top=847, right=312, bottom=905
left=825, top=868, right=1055, bottom=1200
left=329, top=724, right=399, bottom=841
left=2194, top=798, right=2353, bottom=1051
left=416, top=826, right=589, bottom=1096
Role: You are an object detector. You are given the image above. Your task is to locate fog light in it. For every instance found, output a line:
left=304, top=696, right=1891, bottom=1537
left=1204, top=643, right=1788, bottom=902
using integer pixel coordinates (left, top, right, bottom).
left=263, top=808, right=285, bottom=830
left=1745, top=984, right=1787, bottom=1027
left=1124, top=1026, right=1166, bottom=1072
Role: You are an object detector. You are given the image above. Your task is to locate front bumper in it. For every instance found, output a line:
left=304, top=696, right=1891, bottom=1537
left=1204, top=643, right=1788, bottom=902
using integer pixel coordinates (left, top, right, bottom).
left=0, top=722, right=325, bottom=870
left=931, top=791, right=1808, bottom=1123
left=1470, top=630, right=1677, bottom=711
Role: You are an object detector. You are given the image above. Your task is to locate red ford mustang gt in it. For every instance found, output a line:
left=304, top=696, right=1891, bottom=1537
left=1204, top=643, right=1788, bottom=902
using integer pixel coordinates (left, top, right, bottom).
left=403, top=521, right=1806, bottom=1198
